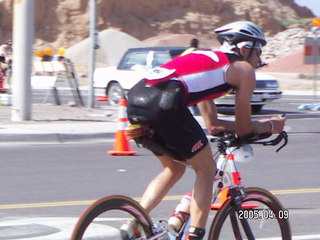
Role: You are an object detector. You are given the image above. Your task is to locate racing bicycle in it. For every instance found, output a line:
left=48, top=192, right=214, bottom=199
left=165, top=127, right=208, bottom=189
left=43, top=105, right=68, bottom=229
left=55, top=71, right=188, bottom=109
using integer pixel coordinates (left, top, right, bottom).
left=71, top=131, right=291, bottom=240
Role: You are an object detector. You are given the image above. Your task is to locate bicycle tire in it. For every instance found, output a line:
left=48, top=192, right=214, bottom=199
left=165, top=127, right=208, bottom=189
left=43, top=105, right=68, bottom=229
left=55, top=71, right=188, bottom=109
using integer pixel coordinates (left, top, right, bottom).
left=71, top=195, right=153, bottom=240
left=208, top=187, right=291, bottom=240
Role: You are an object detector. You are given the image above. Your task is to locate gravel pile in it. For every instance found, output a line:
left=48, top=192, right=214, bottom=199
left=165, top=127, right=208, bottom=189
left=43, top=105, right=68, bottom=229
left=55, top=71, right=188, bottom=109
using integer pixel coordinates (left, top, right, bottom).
left=263, top=28, right=316, bottom=62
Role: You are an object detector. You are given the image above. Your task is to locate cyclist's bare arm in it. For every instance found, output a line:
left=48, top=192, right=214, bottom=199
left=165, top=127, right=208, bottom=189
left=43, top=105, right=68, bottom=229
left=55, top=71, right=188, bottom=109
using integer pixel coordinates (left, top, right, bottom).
left=226, top=61, right=257, bottom=136
left=198, top=100, right=236, bottom=135
left=229, top=61, right=285, bottom=135
left=198, top=99, right=286, bottom=136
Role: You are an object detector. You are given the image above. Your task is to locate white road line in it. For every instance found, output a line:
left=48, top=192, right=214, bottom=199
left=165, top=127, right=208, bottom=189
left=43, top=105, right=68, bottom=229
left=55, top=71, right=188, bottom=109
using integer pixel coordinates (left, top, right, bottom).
left=0, top=217, right=319, bottom=240
left=257, top=235, right=320, bottom=240
left=292, top=235, right=320, bottom=240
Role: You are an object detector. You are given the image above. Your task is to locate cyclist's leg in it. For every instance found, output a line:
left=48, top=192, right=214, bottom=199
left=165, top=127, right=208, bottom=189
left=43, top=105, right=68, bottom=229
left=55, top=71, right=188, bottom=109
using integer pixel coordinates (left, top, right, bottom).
left=140, top=154, right=186, bottom=212
left=186, top=144, right=216, bottom=235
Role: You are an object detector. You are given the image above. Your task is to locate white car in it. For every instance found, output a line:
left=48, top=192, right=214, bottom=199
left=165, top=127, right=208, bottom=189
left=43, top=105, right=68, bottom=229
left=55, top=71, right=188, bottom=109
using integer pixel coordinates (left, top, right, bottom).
left=215, top=72, right=281, bottom=113
left=94, top=47, right=281, bottom=113
left=94, top=47, right=187, bottom=105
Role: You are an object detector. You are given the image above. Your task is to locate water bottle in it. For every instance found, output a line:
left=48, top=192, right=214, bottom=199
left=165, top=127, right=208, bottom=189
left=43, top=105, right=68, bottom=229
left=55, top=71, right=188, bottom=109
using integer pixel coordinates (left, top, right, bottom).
left=168, top=193, right=192, bottom=233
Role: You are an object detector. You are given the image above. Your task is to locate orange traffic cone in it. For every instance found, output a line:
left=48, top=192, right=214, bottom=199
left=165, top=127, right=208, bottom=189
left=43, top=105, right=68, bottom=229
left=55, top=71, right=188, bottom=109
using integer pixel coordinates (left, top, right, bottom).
left=108, top=98, right=137, bottom=156
left=96, top=96, right=109, bottom=101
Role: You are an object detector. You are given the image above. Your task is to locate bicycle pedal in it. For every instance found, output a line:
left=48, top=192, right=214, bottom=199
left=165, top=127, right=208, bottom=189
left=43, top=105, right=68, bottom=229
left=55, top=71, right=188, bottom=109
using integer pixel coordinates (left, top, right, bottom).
left=152, top=221, right=177, bottom=240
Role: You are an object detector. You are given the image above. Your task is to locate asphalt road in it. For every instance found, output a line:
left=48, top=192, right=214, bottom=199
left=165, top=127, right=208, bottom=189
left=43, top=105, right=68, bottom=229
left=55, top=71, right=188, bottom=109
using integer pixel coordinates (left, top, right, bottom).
left=0, top=95, right=319, bottom=239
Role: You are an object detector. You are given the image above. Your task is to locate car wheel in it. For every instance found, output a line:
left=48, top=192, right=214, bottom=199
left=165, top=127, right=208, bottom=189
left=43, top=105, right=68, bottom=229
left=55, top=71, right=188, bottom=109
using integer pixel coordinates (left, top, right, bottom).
left=107, top=83, right=125, bottom=106
left=251, top=105, right=263, bottom=114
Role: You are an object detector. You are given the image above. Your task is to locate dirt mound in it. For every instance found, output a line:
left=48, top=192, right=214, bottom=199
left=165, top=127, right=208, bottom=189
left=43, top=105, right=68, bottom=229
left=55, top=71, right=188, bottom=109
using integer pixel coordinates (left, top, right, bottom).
left=262, top=47, right=315, bottom=74
left=66, top=29, right=146, bottom=67
left=67, top=31, right=218, bottom=69
left=143, top=34, right=219, bottom=48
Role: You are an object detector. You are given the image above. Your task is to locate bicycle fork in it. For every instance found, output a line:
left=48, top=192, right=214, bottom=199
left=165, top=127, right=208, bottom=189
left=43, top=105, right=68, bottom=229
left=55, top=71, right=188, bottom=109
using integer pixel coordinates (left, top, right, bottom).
left=228, top=186, right=255, bottom=240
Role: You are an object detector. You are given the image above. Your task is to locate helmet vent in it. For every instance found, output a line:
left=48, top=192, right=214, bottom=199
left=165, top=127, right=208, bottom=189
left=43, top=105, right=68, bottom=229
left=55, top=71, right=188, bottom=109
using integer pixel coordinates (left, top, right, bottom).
left=240, top=30, right=253, bottom=35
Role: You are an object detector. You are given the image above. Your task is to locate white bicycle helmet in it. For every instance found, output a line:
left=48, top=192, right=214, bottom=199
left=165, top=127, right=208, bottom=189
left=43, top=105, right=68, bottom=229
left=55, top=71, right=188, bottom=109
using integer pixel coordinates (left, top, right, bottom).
left=227, top=144, right=254, bottom=163
left=214, top=21, right=267, bottom=47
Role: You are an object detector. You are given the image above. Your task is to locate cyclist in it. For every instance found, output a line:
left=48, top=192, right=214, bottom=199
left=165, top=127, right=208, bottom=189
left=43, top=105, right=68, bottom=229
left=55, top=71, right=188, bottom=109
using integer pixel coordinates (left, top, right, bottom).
left=126, top=21, right=286, bottom=240
left=0, top=40, right=12, bottom=89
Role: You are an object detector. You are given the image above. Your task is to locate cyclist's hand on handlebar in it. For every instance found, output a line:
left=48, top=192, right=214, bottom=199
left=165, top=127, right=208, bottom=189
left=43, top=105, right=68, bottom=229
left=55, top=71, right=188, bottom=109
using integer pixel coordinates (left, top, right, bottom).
left=269, top=115, right=286, bottom=134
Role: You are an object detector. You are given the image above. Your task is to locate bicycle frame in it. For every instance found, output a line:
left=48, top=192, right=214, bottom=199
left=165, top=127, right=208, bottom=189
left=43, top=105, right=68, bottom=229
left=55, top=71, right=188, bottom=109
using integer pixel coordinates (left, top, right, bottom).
left=211, top=130, right=288, bottom=204
left=71, top=132, right=289, bottom=240
left=212, top=148, right=243, bottom=206
left=173, top=131, right=288, bottom=239
left=171, top=143, right=246, bottom=240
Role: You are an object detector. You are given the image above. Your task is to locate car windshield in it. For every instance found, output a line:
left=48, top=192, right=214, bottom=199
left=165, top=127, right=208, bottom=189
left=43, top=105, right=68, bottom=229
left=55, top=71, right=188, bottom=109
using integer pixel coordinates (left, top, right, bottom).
left=118, top=49, right=184, bottom=70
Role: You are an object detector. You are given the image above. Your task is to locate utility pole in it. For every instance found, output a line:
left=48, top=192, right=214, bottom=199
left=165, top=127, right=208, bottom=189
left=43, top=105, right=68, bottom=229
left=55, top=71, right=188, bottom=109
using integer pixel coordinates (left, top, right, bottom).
left=88, top=0, right=99, bottom=108
left=11, top=0, right=34, bottom=121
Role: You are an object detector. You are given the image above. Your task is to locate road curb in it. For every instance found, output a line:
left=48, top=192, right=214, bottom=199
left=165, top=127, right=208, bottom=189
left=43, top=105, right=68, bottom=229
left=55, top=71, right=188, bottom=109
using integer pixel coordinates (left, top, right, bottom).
left=0, top=132, right=115, bottom=143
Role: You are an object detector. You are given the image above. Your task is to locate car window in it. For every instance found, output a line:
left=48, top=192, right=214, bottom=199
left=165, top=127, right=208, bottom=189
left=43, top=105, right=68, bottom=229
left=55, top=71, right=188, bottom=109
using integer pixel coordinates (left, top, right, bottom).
left=152, top=51, right=172, bottom=67
left=118, top=48, right=187, bottom=70
left=169, top=49, right=185, bottom=58
left=118, top=51, right=149, bottom=70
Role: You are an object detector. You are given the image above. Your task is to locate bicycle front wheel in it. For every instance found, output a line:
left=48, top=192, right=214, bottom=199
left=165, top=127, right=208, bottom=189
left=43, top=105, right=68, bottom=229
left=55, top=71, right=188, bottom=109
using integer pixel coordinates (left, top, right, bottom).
left=208, top=187, right=291, bottom=240
left=71, top=195, right=153, bottom=240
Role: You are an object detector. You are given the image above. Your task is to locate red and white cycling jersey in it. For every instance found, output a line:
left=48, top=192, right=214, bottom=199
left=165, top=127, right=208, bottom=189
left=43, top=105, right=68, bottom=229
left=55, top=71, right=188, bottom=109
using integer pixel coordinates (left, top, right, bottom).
left=144, top=50, right=233, bottom=106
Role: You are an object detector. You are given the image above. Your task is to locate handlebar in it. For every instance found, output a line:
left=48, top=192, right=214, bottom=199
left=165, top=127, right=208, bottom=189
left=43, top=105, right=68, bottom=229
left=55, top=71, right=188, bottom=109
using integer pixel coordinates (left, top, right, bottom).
left=210, top=131, right=288, bottom=153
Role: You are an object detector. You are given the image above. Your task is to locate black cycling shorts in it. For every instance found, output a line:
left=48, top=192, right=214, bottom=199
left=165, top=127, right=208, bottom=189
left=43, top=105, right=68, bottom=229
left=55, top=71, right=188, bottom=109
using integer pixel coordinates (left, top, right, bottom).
left=127, top=80, right=208, bottom=161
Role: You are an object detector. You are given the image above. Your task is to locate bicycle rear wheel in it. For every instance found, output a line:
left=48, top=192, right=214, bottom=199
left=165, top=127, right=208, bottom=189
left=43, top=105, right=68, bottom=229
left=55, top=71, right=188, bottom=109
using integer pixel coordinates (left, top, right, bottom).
left=208, top=187, right=291, bottom=240
left=71, top=195, right=153, bottom=240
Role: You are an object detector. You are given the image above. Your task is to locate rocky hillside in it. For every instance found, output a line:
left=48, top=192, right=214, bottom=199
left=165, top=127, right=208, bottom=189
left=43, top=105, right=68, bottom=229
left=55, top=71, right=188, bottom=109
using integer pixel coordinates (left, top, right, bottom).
left=0, top=0, right=314, bottom=50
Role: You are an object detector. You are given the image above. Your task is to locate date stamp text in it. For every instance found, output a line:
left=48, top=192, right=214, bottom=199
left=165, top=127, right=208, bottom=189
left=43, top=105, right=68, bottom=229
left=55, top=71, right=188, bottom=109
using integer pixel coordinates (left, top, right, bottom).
left=238, top=209, right=289, bottom=220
